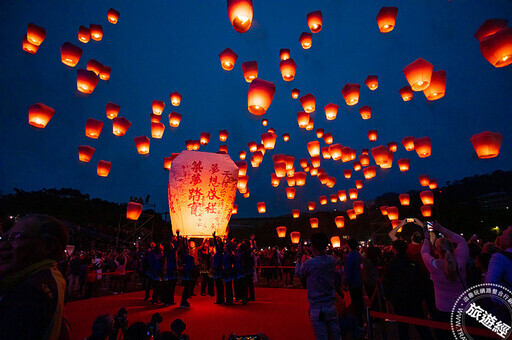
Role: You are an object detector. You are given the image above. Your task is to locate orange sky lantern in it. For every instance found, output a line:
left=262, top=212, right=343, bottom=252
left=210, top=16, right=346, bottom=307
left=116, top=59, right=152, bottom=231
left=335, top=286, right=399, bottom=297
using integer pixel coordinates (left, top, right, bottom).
left=90, top=24, right=103, bottom=41
left=322, top=147, right=331, bottom=160
left=347, top=209, right=356, bottom=220
left=428, top=179, right=438, bottom=189
left=310, top=218, right=319, bottom=228
left=419, top=174, right=430, bottom=187
left=479, top=27, right=512, bottom=68
left=286, top=175, right=296, bottom=187
left=200, top=132, right=211, bottom=145
left=164, top=155, right=176, bottom=170
left=413, top=137, right=432, bottom=158
left=236, top=161, right=247, bottom=176
left=368, top=130, right=377, bottom=142
left=99, top=66, right=111, bottom=81
left=86, top=59, right=103, bottom=76
left=283, top=133, right=290, bottom=142
left=237, top=175, right=248, bottom=191
left=331, top=236, right=341, bottom=248
left=280, top=48, right=290, bottom=61
left=353, top=161, right=362, bottom=171
left=307, top=10, right=322, bottom=33
left=319, top=196, right=328, bottom=205
left=219, top=48, right=238, bottom=71
left=247, top=78, right=276, bottom=115
left=399, top=193, right=410, bottom=206
left=474, top=19, right=508, bottom=43
left=85, top=118, right=103, bottom=139
left=26, top=23, right=46, bottom=46
left=300, top=158, right=308, bottom=168
left=324, top=103, right=339, bottom=121
left=239, top=151, right=247, bottom=160
left=308, top=202, right=316, bottom=211
left=76, top=69, right=99, bottom=94
left=78, top=25, right=91, bottom=43
left=365, top=75, right=379, bottom=90
left=338, top=190, right=347, bottom=202
left=243, top=190, right=250, bottom=198
left=307, top=141, right=321, bottom=157
left=280, top=58, right=297, bottom=81
left=300, top=93, right=316, bottom=113
left=257, top=202, right=266, bottom=214
left=380, top=206, right=388, bottom=215
left=152, top=100, right=165, bottom=115
left=78, top=145, right=95, bottom=162
left=227, top=0, right=253, bottom=33
left=340, top=147, right=352, bottom=163
left=349, top=188, right=358, bottom=200
left=305, top=117, right=314, bottom=131
left=292, top=210, right=300, bottom=219
left=276, top=226, right=287, bottom=238
left=219, top=145, right=228, bottom=153
left=387, top=206, right=399, bottom=220
left=286, top=188, right=296, bottom=199
left=344, top=169, right=352, bottom=179
left=399, top=86, right=413, bottom=101
left=105, top=102, right=120, bottom=120
left=376, top=6, right=398, bottom=33
left=353, top=201, right=365, bottom=215
left=359, top=154, right=370, bottom=167
left=341, top=83, right=360, bottom=106
left=231, top=204, right=238, bottom=215
left=97, top=160, right=111, bottom=177
left=402, top=136, right=415, bottom=151
left=60, top=42, right=82, bottom=67
left=318, top=173, right=328, bottom=184
left=169, top=112, right=182, bottom=128
left=355, top=180, right=363, bottom=189
left=403, top=58, right=434, bottom=91
left=421, top=206, right=432, bottom=217
left=398, top=158, right=410, bottom=172
left=185, top=140, right=194, bottom=151
left=335, top=216, right=345, bottom=228
left=420, top=190, right=434, bottom=205
left=242, top=61, right=258, bottom=83
left=247, top=141, right=257, bottom=152
left=359, top=106, right=371, bottom=120
left=295, top=172, right=307, bottom=186
left=170, top=92, right=182, bottom=106
left=22, top=35, right=38, bottom=54
left=323, top=133, right=333, bottom=145
left=330, top=195, right=338, bottom=203
left=28, top=103, right=54, bottom=128
left=290, top=231, right=301, bottom=244
left=363, top=165, right=377, bottom=179
left=134, top=136, right=150, bottom=155
left=107, top=8, right=120, bottom=24
left=274, top=162, right=287, bottom=178
left=387, top=142, right=398, bottom=153
left=216, top=130, right=228, bottom=142
left=151, top=122, right=165, bottom=139
left=150, top=113, right=161, bottom=123
left=284, top=156, right=294, bottom=170
left=316, top=128, right=324, bottom=138
left=262, top=132, right=277, bottom=150
left=329, top=144, right=342, bottom=161
left=253, top=150, right=263, bottom=163
left=291, top=88, right=300, bottom=99
left=470, top=131, right=503, bottom=159
left=371, top=145, right=393, bottom=168
left=193, top=141, right=201, bottom=150
left=127, top=202, right=143, bottom=220
left=310, top=156, right=321, bottom=168
left=391, top=220, right=401, bottom=229
left=299, top=32, right=313, bottom=49
left=112, top=117, right=131, bottom=136
left=423, top=70, right=446, bottom=100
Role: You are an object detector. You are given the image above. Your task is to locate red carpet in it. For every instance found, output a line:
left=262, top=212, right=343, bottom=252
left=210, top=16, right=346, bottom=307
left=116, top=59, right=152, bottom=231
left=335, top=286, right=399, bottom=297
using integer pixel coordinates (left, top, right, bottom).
left=65, top=286, right=315, bottom=339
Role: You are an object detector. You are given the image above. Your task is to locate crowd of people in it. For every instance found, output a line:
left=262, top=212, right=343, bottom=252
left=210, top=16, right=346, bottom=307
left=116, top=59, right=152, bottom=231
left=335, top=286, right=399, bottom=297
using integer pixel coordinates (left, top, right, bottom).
left=1, top=213, right=511, bottom=339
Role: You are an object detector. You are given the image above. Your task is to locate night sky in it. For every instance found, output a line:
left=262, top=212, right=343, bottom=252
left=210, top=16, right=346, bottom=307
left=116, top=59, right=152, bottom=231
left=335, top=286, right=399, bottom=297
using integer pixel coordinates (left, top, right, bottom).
left=1, top=1, right=511, bottom=218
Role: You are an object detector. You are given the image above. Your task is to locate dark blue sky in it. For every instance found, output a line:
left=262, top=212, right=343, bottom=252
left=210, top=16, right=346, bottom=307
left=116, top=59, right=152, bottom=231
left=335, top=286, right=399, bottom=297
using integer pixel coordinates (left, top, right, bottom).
left=1, top=1, right=511, bottom=218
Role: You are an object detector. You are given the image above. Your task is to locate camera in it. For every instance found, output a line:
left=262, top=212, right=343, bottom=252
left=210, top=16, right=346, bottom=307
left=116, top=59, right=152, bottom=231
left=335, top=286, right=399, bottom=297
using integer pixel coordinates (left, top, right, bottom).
left=147, top=312, right=163, bottom=337
left=426, top=221, right=434, bottom=232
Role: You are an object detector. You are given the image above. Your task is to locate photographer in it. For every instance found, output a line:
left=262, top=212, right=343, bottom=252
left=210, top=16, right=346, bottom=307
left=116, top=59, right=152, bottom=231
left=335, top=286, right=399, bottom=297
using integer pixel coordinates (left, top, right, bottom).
left=295, top=233, right=341, bottom=340
left=109, top=307, right=128, bottom=340
left=147, top=313, right=163, bottom=339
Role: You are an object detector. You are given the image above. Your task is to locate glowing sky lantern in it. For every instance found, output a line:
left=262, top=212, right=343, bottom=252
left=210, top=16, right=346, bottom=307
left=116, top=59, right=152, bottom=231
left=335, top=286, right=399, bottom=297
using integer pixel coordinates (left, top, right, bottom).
left=280, top=58, right=297, bottom=81
left=217, top=130, right=227, bottom=142
left=368, top=130, right=378, bottom=142
left=353, top=161, right=362, bottom=171
left=420, top=190, right=434, bottom=205
left=262, top=119, right=268, bottom=126
left=307, top=10, right=322, bottom=33
left=371, top=145, right=393, bottom=168
left=78, top=145, right=95, bottom=162
left=310, top=156, right=321, bottom=168
left=335, top=216, right=345, bottom=228
left=328, top=195, right=336, bottom=203
left=274, top=161, right=287, bottom=178
left=247, top=141, right=257, bottom=152
left=419, top=174, right=430, bottom=187
left=283, top=133, right=290, bottom=142
left=338, top=190, right=347, bottom=202
left=164, top=153, right=180, bottom=170
left=126, top=202, right=143, bottom=220
left=365, top=75, right=379, bottom=90
left=323, top=133, right=333, bottom=145
left=286, top=187, right=296, bottom=199
left=286, top=175, right=296, bottom=187
left=355, top=180, right=363, bottom=190
left=243, top=190, right=250, bottom=198
left=76, top=69, right=99, bottom=94
left=168, top=151, right=238, bottom=237
left=403, top=58, right=434, bottom=91
left=90, top=24, right=103, bottom=41
left=232, top=204, right=238, bottom=215
left=291, top=88, right=300, bottom=99
left=353, top=201, right=364, bottom=215
left=318, top=173, right=328, bottom=184
left=86, top=59, right=103, bottom=76
left=290, top=231, right=301, bottom=244
left=344, top=169, right=352, bottom=179
left=295, top=172, right=307, bottom=186
left=322, top=147, right=331, bottom=160
left=297, top=112, right=310, bottom=128
left=331, top=236, right=341, bottom=248
left=262, top=132, right=277, bottom=150
left=219, top=48, right=238, bottom=71
left=428, top=179, right=438, bottom=190
left=227, top=0, right=253, bottom=33
left=349, top=189, right=358, bottom=200
left=22, top=35, right=38, bottom=54
left=387, top=206, right=399, bottom=220
left=474, top=19, right=508, bottom=43
left=347, top=209, right=356, bottom=220
left=324, top=103, right=339, bottom=121
left=329, top=144, right=342, bottom=161
left=257, top=202, right=266, bottom=213
left=306, top=117, right=314, bottom=131
left=270, top=173, right=280, bottom=187
left=399, top=193, right=410, bottom=206
left=376, top=6, right=398, bottom=33
left=387, top=142, right=398, bottom=152
left=85, top=118, right=103, bottom=139
left=380, top=206, right=388, bottom=215
left=99, top=66, right=111, bottom=81
left=299, top=32, right=313, bottom=49
left=170, top=92, right=182, bottom=106
left=112, top=117, right=131, bottom=136
left=60, top=42, right=82, bottom=67
left=253, top=150, right=263, bottom=163
left=402, top=136, right=415, bottom=151
left=219, top=145, right=228, bottom=153
left=341, top=83, right=360, bottom=106
left=151, top=122, right=165, bottom=139
left=78, top=25, right=91, bottom=43
left=169, top=112, right=182, bottom=128
left=363, top=166, right=377, bottom=179
left=421, top=206, right=432, bottom=217
left=236, top=161, right=247, bottom=176
left=28, top=103, right=55, bottom=128
left=398, top=158, right=410, bottom=172
left=107, top=8, right=120, bottom=24
left=307, top=141, right=321, bottom=157
left=359, top=106, right=371, bottom=120
left=413, top=137, right=432, bottom=158
left=319, top=196, right=328, bottom=205
left=308, top=202, right=316, bottom=211
left=150, top=113, right=161, bottom=123
left=470, top=131, right=503, bottom=159
left=300, top=93, right=316, bottom=113
left=239, top=151, right=247, bottom=160
left=200, top=132, right=211, bottom=145
left=97, top=160, right=111, bottom=177
left=391, top=220, right=401, bottom=229
left=479, top=27, right=512, bottom=68
left=105, top=102, right=120, bottom=120
left=26, top=23, right=46, bottom=46
left=247, top=78, right=276, bottom=115
left=134, top=136, right=150, bottom=155
left=276, top=226, right=287, bottom=238
left=279, top=48, right=291, bottom=61
left=310, top=218, right=319, bottom=229
left=359, top=154, right=370, bottom=167
left=237, top=175, right=248, bottom=192
left=300, top=158, right=308, bottom=168
left=152, top=100, right=165, bottom=115
left=399, top=86, right=413, bottom=101
left=242, top=61, right=258, bottom=83
left=423, top=70, right=446, bottom=100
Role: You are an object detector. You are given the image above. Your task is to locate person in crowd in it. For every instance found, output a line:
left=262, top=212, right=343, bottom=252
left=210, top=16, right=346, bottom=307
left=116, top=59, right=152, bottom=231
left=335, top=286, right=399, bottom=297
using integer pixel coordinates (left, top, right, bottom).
left=212, top=232, right=225, bottom=304
left=198, top=238, right=214, bottom=297
left=233, top=240, right=245, bottom=302
left=383, top=240, right=433, bottom=340
left=148, top=243, right=164, bottom=304
left=242, top=239, right=255, bottom=302
left=170, top=318, right=189, bottom=340
left=87, top=313, right=114, bottom=340
left=161, top=237, right=178, bottom=305
left=295, top=233, right=341, bottom=340
left=487, top=226, right=512, bottom=289
left=343, top=238, right=365, bottom=330
left=124, top=322, right=149, bottom=340
left=187, top=240, right=199, bottom=297
left=179, top=235, right=195, bottom=308
left=0, top=214, right=69, bottom=339
left=223, top=239, right=235, bottom=305
left=113, top=250, right=128, bottom=294
left=68, top=253, right=81, bottom=296
left=362, top=243, right=380, bottom=311
left=143, top=242, right=155, bottom=301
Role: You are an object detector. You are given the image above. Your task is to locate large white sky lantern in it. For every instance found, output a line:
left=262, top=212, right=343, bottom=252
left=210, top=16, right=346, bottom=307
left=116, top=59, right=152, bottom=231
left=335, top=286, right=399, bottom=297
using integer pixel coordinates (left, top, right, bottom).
left=168, top=150, right=239, bottom=237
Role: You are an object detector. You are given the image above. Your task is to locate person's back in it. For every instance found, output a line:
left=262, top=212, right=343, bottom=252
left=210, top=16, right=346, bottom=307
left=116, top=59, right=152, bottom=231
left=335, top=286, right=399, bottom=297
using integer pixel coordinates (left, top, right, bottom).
left=487, top=226, right=512, bottom=289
